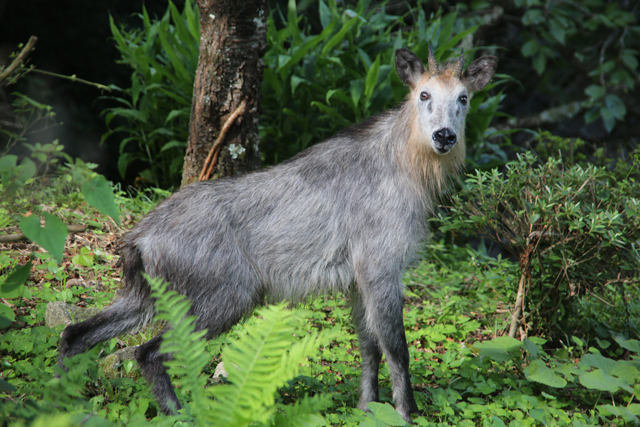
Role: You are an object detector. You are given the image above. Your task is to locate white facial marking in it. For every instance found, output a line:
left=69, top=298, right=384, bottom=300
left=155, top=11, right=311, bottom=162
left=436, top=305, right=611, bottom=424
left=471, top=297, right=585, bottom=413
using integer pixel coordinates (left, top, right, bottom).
left=415, top=77, right=469, bottom=154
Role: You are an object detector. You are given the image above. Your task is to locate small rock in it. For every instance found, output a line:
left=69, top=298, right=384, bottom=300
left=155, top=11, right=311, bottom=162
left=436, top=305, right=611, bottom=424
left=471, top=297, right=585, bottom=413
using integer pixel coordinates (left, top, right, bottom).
left=45, top=301, right=99, bottom=328
left=212, top=362, right=228, bottom=383
left=100, top=346, right=139, bottom=380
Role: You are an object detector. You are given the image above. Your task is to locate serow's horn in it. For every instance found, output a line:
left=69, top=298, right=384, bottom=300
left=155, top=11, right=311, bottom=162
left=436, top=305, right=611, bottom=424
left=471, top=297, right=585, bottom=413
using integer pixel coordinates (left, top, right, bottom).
left=428, top=43, right=439, bottom=77
left=455, top=48, right=465, bottom=79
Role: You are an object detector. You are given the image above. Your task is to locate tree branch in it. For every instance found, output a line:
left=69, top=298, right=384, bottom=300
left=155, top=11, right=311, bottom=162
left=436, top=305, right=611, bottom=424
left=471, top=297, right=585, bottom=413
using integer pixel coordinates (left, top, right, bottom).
left=0, top=36, right=38, bottom=84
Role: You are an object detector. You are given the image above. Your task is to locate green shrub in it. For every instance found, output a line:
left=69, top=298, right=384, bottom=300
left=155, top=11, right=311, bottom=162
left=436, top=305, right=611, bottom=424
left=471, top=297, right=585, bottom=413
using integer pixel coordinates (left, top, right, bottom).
left=513, top=0, right=639, bottom=133
left=438, top=148, right=640, bottom=337
left=102, top=0, right=200, bottom=189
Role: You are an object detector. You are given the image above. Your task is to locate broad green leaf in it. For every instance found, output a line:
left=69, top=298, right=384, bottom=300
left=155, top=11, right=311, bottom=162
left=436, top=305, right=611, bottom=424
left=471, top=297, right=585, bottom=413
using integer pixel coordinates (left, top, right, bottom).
left=524, top=359, right=567, bottom=388
left=604, top=94, right=626, bottom=120
left=350, top=79, right=364, bottom=108
left=600, top=106, right=615, bottom=133
left=579, top=369, right=633, bottom=394
left=0, top=155, right=36, bottom=194
left=614, top=336, right=640, bottom=354
left=165, top=109, right=187, bottom=123
left=19, top=213, right=67, bottom=263
left=367, top=402, right=407, bottom=426
left=0, top=304, right=14, bottom=328
left=474, top=336, right=522, bottom=362
left=287, top=0, right=301, bottom=43
left=0, top=261, right=32, bottom=299
left=532, top=52, right=546, bottom=75
left=585, top=85, right=605, bottom=99
left=318, top=0, right=332, bottom=29
left=0, top=378, right=17, bottom=391
left=81, top=175, right=120, bottom=225
left=548, top=19, right=566, bottom=44
left=72, top=252, right=94, bottom=267
left=599, top=404, right=640, bottom=424
left=580, top=353, right=617, bottom=374
left=490, top=415, right=507, bottom=427
left=610, top=362, right=639, bottom=385
left=521, top=40, right=538, bottom=57
left=160, top=140, right=185, bottom=152
left=291, top=75, right=310, bottom=95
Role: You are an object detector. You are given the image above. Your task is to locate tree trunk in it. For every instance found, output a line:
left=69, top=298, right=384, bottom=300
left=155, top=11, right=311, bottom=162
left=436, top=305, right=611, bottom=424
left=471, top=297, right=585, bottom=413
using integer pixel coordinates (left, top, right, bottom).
left=181, top=0, right=266, bottom=186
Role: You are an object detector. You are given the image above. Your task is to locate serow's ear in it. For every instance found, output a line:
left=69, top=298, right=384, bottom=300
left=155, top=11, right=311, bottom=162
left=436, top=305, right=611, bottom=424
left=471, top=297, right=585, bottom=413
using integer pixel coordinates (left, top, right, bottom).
left=395, top=49, right=424, bottom=88
left=463, top=56, right=498, bottom=92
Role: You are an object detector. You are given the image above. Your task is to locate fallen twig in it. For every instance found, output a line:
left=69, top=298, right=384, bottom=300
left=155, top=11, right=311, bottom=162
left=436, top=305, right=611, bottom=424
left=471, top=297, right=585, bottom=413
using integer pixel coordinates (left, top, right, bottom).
left=0, top=224, right=87, bottom=243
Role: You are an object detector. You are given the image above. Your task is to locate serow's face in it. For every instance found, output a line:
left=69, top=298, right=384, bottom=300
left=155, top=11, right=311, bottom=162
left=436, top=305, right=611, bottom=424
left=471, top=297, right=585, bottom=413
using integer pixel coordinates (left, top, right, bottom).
left=395, top=47, right=498, bottom=155
left=414, top=76, right=469, bottom=155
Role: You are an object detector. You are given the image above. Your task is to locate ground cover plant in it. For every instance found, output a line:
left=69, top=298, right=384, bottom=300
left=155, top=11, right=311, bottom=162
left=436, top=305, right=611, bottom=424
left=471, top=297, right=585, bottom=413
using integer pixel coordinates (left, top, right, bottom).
left=1, top=181, right=640, bottom=425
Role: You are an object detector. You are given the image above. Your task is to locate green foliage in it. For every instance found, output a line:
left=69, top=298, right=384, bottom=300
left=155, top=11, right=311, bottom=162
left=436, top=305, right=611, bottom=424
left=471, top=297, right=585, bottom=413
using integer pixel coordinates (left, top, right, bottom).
left=81, top=175, right=121, bottom=226
left=261, top=0, right=510, bottom=168
left=105, top=0, right=510, bottom=186
left=0, top=154, right=36, bottom=195
left=468, top=335, right=640, bottom=426
left=2, top=219, right=639, bottom=426
left=0, top=46, right=121, bottom=263
left=102, top=0, right=200, bottom=188
left=514, top=0, right=639, bottom=132
left=19, top=214, right=67, bottom=264
left=439, top=149, right=640, bottom=335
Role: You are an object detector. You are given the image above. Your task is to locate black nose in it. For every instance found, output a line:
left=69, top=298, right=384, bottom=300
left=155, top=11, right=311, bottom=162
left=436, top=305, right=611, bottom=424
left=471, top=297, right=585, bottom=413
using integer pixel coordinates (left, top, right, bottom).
left=432, top=128, right=457, bottom=151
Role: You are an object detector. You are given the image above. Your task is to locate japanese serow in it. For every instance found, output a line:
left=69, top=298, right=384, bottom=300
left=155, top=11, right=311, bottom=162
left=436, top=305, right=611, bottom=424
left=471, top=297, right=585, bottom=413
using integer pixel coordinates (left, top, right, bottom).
left=59, top=47, right=497, bottom=422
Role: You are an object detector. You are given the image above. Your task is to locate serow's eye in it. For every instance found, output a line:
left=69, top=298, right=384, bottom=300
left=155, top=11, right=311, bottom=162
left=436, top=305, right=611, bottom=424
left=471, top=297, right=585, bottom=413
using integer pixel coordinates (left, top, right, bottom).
left=420, top=92, right=430, bottom=101
left=459, top=95, right=468, bottom=105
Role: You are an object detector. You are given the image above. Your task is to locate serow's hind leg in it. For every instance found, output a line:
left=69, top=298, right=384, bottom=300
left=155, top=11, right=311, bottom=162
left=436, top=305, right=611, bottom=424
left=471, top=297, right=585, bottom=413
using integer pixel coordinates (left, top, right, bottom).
left=136, top=333, right=182, bottom=415
left=58, top=295, right=153, bottom=370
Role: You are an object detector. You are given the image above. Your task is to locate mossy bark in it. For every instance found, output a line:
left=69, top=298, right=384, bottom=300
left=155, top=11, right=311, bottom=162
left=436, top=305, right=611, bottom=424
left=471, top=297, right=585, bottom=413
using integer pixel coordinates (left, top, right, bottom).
left=181, top=0, right=266, bottom=186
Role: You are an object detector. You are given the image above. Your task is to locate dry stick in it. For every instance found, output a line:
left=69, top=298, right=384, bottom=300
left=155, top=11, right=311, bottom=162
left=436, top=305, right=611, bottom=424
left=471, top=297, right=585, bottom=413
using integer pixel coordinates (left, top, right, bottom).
left=0, top=224, right=87, bottom=243
left=198, top=98, right=248, bottom=181
left=0, top=36, right=38, bottom=84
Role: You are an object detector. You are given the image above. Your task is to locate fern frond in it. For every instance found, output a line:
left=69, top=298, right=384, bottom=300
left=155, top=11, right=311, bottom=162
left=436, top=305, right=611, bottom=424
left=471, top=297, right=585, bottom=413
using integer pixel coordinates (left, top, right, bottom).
left=207, top=304, right=326, bottom=427
left=146, top=274, right=212, bottom=426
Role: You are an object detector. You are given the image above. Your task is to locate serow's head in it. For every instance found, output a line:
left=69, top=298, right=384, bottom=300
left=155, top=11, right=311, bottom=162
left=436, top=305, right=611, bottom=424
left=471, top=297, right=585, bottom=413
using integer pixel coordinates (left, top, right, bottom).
left=395, top=46, right=497, bottom=155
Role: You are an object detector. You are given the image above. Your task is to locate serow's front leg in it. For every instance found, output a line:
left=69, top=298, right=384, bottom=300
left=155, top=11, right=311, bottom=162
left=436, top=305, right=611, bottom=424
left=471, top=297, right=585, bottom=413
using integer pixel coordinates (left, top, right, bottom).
left=355, top=285, right=419, bottom=423
left=352, top=293, right=383, bottom=410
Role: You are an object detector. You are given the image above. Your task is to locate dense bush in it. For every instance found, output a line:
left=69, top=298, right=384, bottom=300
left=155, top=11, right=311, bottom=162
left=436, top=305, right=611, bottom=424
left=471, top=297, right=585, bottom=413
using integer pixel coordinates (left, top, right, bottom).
left=513, top=0, right=639, bottom=133
left=438, top=143, right=640, bottom=337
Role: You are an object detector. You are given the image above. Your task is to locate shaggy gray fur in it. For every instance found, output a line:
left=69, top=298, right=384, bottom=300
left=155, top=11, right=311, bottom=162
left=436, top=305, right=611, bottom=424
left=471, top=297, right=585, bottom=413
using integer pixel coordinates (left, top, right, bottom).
left=58, top=48, right=497, bottom=422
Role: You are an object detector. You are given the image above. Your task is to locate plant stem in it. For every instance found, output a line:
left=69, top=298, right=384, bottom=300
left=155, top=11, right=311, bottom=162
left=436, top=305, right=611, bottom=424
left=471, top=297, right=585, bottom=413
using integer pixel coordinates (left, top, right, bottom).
left=29, top=69, right=112, bottom=91
left=509, top=272, right=527, bottom=338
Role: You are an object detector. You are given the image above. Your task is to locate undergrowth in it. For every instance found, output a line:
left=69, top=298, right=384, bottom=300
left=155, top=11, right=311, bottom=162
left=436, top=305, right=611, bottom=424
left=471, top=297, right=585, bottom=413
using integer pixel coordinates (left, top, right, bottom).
left=1, top=187, right=639, bottom=425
